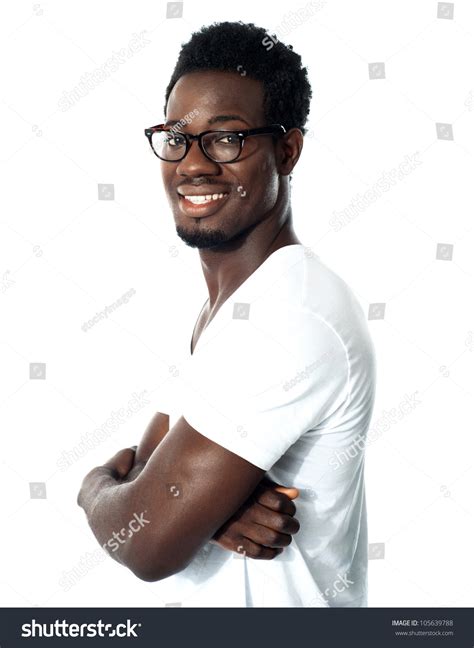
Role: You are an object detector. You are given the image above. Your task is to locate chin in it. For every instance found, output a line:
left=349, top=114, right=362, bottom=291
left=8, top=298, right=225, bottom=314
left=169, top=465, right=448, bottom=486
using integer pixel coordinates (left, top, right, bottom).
left=175, top=225, right=229, bottom=249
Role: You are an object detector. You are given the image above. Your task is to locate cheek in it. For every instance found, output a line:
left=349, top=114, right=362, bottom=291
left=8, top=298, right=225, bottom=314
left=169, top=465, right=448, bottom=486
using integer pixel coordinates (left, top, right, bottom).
left=160, top=164, right=172, bottom=185
left=252, top=160, right=279, bottom=209
left=161, top=167, right=177, bottom=204
left=235, top=157, right=279, bottom=208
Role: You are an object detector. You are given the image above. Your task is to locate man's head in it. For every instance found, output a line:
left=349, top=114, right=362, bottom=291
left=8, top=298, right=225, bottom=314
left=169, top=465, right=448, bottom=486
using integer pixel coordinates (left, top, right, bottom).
left=160, top=21, right=312, bottom=250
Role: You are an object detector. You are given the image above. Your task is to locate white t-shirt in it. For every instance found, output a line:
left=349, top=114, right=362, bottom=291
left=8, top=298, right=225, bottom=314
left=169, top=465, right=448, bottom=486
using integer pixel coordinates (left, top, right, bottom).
left=152, top=244, right=377, bottom=607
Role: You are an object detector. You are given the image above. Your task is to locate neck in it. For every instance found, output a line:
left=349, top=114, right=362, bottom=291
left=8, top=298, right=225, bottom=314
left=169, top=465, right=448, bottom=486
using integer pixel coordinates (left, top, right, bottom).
left=198, top=206, right=302, bottom=310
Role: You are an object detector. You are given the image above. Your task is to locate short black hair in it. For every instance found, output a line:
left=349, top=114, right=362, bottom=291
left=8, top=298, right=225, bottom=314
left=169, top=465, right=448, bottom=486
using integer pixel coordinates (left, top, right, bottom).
left=164, top=21, right=312, bottom=135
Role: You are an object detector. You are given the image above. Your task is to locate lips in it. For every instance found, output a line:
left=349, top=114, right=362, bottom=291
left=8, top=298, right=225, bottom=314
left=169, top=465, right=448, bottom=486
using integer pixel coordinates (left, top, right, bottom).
left=181, top=192, right=227, bottom=204
left=177, top=190, right=230, bottom=218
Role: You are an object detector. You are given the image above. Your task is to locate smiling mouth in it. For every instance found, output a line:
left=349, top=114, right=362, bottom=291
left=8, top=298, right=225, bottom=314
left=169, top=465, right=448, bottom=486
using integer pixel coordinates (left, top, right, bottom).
left=179, top=192, right=229, bottom=204
left=177, top=191, right=231, bottom=218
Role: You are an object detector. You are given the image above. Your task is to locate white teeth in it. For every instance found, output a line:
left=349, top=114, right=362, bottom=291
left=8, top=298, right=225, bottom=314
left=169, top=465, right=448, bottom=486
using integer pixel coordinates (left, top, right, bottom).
left=183, top=193, right=226, bottom=204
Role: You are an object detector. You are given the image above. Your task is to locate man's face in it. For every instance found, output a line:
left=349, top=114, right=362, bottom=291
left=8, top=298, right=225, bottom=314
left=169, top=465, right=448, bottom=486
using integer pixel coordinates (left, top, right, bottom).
left=161, top=71, right=282, bottom=249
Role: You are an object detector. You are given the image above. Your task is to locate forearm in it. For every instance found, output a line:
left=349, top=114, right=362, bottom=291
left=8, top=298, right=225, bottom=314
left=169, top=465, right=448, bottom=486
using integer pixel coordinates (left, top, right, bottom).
left=78, top=469, right=142, bottom=571
left=78, top=412, right=278, bottom=581
left=79, top=458, right=184, bottom=581
left=78, top=412, right=176, bottom=580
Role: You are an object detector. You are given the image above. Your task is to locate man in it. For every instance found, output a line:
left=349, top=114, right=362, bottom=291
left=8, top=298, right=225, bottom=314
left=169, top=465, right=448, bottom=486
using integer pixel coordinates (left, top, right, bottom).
left=78, top=21, right=376, bottom=607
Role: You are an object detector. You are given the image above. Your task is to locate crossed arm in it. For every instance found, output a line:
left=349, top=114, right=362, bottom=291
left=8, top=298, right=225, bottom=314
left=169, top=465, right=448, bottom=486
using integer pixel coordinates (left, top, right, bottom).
left=77, top=412, right=300, bottom=582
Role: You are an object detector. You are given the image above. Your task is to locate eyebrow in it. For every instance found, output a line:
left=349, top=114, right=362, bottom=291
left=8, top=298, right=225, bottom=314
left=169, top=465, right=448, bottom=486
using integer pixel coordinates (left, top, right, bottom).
left=208, top=115, right=250, bottom=126
left=164, top=114, right=250, bottom=128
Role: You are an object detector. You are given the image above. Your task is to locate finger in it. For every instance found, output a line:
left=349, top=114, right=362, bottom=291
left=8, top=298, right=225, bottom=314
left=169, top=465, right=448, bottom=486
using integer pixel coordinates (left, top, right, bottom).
left=102, top=447, right=137, bottom=480
left=237, top=538, right=284, bottom=560
left=264, top=511, right=301, bottom=536
left=274, top=485, right=299, bottom=500
left=251, top=504, right=301, bottom=535
left=244, top=523, right=293, bottom=549
left=254, top=487, right=297, bottom=516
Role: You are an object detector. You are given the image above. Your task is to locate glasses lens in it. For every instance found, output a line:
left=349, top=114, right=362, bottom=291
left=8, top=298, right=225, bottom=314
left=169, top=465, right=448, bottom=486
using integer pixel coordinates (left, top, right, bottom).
left=151, top=130, right=186, bottom=160
left=202, top=131, right=242, bottom=162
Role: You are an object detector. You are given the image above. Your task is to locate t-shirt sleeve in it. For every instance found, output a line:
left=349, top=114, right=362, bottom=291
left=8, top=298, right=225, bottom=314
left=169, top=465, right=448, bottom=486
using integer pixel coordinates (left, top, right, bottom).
left=180, top=304, right=350, bottom=470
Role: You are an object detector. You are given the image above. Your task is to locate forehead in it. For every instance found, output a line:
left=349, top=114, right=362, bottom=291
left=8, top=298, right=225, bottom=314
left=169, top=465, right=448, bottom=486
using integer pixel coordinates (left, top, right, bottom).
left=166, top=70, right=265, bottom=123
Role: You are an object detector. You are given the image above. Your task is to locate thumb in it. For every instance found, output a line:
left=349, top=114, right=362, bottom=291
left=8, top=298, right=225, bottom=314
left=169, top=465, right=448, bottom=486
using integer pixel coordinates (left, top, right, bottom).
left=273, top=485, right=300, bottom=500
left=102, top=446, right=137, bottom=480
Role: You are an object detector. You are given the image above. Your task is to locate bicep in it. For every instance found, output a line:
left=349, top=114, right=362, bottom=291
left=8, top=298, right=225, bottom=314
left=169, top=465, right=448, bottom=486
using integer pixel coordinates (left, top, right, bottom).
left=129, top=415, right=265, bottom=577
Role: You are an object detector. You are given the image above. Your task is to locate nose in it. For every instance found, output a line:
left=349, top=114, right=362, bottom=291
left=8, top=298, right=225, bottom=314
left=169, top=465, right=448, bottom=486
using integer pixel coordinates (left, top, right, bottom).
left=175, top=137, right=220, bottom=176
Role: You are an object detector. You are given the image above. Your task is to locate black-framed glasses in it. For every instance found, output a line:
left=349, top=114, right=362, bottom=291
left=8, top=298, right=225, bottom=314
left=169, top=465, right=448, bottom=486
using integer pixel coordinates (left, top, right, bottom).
left=144, top=124, right=287, bottom=163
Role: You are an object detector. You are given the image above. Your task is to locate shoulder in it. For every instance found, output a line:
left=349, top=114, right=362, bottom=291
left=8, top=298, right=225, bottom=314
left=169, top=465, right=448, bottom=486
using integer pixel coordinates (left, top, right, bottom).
left=302, top=254, right=376, bottom=361
left=189, top=290, right=351, bottom=405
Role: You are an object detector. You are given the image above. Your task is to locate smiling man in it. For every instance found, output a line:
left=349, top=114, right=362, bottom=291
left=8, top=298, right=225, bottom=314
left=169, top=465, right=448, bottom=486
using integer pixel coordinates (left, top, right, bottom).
left=78, top=21, right=377, bottom=607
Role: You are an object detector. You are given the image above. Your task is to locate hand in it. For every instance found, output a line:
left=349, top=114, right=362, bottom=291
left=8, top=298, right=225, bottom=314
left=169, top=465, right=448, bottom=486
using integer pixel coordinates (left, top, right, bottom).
left=210, top=476, right=301, bottom=559
left=135, top=412, right=170, bottom=464
left=114, top=412, right=170, bottom=485
left=79, top=409, right=170, bottom=506
left=77, top=445, right=138, bottom=511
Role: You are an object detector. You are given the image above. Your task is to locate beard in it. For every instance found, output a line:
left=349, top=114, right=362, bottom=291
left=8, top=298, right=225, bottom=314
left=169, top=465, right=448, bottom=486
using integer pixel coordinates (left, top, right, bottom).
left=175, top=216, right=258, bottom=251
left=175, top=224, right=229, bottom=249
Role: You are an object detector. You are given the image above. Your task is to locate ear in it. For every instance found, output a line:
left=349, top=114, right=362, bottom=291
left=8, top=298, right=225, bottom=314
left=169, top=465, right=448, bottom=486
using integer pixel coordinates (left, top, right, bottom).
left=277, top=128, right=304, bottom=177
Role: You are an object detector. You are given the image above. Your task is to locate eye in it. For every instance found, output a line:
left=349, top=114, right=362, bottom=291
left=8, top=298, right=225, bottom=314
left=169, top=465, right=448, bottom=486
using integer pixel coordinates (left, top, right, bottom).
left=216, top=133, right=240, bottom=145
left=165, top=133, right=186, bottom=147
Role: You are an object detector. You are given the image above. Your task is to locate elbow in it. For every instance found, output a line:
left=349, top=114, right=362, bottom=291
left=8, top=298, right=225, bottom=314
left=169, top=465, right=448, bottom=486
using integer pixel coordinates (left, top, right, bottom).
left=131, top=567, right=171, bottom=583
left=129, top=562, right=185, bottom=583
left=129, top=562, right=177, bottom=583
left=123, top=536, right=189, bottom=582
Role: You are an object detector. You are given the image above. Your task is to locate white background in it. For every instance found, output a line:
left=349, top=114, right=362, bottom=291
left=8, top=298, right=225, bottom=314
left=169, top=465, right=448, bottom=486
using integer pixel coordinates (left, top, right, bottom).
left=0, top=0, right=473, bottom=607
